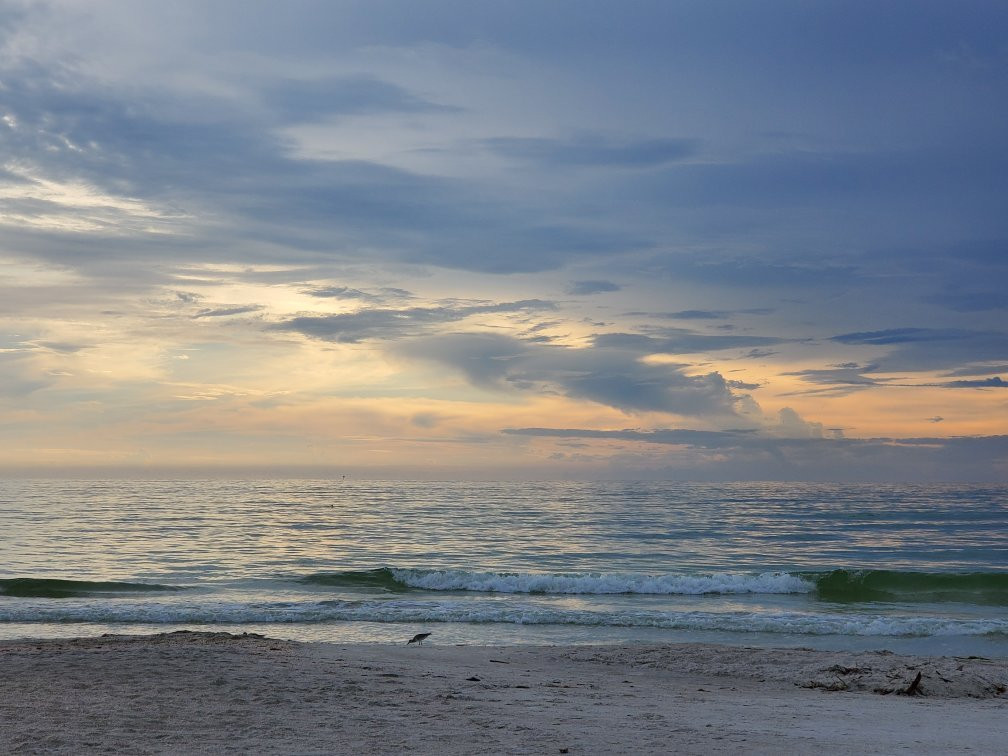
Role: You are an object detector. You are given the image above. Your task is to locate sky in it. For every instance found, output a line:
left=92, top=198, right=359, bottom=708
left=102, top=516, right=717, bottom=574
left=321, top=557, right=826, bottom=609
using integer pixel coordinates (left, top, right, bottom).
left=1, top=0, right=1006, bottom=480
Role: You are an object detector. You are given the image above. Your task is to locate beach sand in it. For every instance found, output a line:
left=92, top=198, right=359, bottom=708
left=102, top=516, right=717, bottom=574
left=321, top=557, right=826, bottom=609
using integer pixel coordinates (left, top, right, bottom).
left=1, top=632, right=1005, bottom=754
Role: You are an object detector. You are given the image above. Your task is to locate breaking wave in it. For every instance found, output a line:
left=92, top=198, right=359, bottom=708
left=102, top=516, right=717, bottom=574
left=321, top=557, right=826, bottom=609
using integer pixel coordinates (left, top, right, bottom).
left=298, top=567, right=1008, bottom=605
left=1, top=597, right=1005, bottom=638
left=299, top=568, right=815, bottom=596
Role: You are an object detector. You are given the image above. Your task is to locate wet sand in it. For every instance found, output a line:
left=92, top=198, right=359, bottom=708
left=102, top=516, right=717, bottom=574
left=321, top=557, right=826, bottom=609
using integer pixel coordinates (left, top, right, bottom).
left=1, top=631, right=1005, bottom=754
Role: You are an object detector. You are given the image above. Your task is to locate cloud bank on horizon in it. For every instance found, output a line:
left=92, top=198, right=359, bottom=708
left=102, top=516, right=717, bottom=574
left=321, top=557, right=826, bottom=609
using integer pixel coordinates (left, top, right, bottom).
left=1, top=1, right=1006, bottom=480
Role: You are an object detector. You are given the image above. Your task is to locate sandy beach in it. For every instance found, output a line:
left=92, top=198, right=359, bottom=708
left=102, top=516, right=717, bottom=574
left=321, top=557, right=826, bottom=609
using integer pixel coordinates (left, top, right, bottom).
left=1, top=632, right=1005, bottom=754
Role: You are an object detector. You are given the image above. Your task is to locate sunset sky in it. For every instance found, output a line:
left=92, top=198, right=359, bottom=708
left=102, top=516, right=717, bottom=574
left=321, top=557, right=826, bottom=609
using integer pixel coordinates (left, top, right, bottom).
left=1, top=1, right=1006, bottom=480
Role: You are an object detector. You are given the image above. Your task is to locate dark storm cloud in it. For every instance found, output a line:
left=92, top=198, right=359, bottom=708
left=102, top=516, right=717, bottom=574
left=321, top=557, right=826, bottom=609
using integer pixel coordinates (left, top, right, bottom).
left=566, top=280, right=621, bottom=295
left=484, top=135, right=698, bottom=168
left=272, top=300, right=555, bottom=343
left=397, top=332, right=743, bottom=416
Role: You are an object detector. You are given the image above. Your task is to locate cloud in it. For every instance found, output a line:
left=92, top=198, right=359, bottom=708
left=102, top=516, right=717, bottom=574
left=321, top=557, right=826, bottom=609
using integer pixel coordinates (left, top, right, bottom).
left=566, top=280, right=621, bottom=295
left=593, top=330, right=786, bottom=354
left=501, top=426, right=1008, bottom=482
left=398, top=332, right=744, bottom=417
left=771, top=407, right=824, bottom=438
left=942, top=364, right=1008, bottom=377
left=629, top=308, right=775, bottom=321
left=501, top=426, right=755, bottom=448
left=484, top=135, right=698, bottom=168
left=928, top=290, right=1008, bottom=312
left=259, top=75, right=458, bottom=123
left=303, top=286, right=414, bottom=304
left=410, top=412, right=443, bottom=429
left=272, top=300, right=555, bottom=343
left=0, top=351, right=51, bottom=397
left=650, top=255, right=860, bottom=289
left=831, top=328, right=954, bottom=346
left=36, top=341, right=86, bottom=354
left=0, top=63, right=647, bottom=275
left=830, top=328, right=1008, bottom=372
left=192, top=305, right=265, bottom=319
left=3, top=2, right=1008, bottom=477
left=785, top=364, right=885, bottom=393
left=941, top=376, right=1007, bottom=388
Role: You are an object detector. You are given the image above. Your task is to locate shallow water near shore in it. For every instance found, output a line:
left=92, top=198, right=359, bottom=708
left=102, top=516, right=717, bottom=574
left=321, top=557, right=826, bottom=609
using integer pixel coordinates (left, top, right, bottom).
left=2, top=479, right=1006, bottom=656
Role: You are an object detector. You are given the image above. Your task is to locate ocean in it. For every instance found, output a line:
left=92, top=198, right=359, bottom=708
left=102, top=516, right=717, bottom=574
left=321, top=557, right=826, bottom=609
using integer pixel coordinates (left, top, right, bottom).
left=2, top=480, right=1006, bottom=656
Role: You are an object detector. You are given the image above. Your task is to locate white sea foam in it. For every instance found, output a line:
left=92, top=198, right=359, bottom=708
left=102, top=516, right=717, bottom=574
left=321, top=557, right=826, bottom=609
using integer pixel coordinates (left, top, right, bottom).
left=2, top=598, right=1006, bottom=637
left=389, top=569, right=815, bottom=595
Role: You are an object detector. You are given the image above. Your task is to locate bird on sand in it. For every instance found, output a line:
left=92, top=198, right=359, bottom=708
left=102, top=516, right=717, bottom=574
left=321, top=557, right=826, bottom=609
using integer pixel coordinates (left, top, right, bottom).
left=407, top=632, right=431, bottom=646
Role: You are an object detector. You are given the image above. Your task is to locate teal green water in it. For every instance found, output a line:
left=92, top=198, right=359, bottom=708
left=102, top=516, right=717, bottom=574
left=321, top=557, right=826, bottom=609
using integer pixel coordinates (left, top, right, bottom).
left=1, top=480, right=1006, bottom=654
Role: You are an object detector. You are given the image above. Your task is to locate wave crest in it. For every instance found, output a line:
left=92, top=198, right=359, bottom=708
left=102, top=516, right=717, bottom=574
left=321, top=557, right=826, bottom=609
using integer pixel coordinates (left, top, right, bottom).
left=807, top=570, right=1008, bottom=606
left=298, top=568, right=813, bottom=596
left=0, top=578, right=182, bottom=599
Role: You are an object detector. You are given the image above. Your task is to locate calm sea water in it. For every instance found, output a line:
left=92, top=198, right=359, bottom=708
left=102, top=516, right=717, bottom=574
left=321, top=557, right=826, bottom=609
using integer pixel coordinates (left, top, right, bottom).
left=2, top=480, right=1006, bottom=656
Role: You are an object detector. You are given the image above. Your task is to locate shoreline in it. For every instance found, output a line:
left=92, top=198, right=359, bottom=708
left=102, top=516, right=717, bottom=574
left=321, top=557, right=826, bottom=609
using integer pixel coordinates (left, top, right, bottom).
left=2, top=632, right=1006, bottom=754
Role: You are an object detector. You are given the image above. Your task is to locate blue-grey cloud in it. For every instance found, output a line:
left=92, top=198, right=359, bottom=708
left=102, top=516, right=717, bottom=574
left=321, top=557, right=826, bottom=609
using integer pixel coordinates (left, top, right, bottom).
left=303, top=286, right=414, bottom=304
left=272, top=300, right=555, bottom=343
left=501, top=427, right=1008, bottom=482
left=485, top=135, right=697, bottom=168
left=567, top=280, right=621, bottom=295
left=502, top=426, right=755, bottom=448
left=397, top=332, right=744, bottom=416
left=830, top=328, right=1008, bottom=372
left=650, top=255, right=860, bottom=289
left=0, top=64, right=645, bottom=274
left=593, top=330, right=786, bottom=354
left=941, top=376, right=1007, bottom=389
left=832, top=328, right=957, bottom=346
left=628, top=308, right=775, bottom=321
left=260, top=75, right=458, bottom=123
left=928, top=290, right=1008, bottom=312
left=786, top=364, right=885, bottom=388
left=192, top=305, right=265, bottom=319
left=943, top=364, right=1008, bottom=377
left=37, top=341, right=86, bottom=354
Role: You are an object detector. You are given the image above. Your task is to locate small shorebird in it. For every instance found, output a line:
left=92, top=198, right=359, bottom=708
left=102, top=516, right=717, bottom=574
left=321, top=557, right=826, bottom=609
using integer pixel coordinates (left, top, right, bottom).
left=407, top=632, right=431, bottom=646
